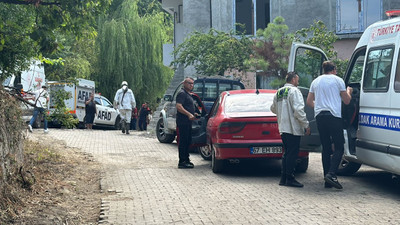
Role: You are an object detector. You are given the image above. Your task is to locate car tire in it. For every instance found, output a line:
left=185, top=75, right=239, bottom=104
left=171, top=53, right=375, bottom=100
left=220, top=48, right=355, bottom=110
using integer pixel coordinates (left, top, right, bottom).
left=295, top=157, right=309, bottom=173
left=156, top=118, right=175, bottom=143
left=199, top=145, right=212, bottom=160
left=337, top=158, right=361, bottom=176
left=211, top=146, right=224, bottom=173
left=114, top=116, right=121, bottom=130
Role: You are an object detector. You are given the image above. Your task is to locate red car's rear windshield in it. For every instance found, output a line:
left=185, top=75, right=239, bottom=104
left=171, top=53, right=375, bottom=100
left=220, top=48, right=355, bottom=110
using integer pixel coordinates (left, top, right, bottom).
left=224, top=93, right=275, bottom=113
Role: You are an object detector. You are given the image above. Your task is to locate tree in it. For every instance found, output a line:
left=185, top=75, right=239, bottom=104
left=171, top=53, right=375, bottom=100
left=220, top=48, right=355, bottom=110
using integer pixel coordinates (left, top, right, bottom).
left=295, top=20, right=348, bottom=78
left=246, top=16, right=294, bottom=80
left=171, top=28, right=252, bottom=76
left=96, top=0, right=173, bottom=105
left=0, top=0, right=111, bottom=80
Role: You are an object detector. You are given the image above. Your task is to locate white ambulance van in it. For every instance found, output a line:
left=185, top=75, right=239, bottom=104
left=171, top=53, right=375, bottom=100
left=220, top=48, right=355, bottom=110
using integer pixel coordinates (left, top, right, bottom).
left=290, top=11, right=400, bottom=177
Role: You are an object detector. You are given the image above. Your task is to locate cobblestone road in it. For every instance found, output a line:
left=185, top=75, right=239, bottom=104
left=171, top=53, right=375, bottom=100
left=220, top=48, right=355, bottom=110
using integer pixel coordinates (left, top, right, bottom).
left=30, top=129, right=400, bottom=224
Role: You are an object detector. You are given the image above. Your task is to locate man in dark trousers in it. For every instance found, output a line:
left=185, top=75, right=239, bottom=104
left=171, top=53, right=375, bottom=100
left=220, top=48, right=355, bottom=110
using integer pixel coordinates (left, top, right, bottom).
left=176, top=77, right=197, bottom=169
left=307, top=61, right=353, bottom=189
left=138, top=102, right=150, bottom=131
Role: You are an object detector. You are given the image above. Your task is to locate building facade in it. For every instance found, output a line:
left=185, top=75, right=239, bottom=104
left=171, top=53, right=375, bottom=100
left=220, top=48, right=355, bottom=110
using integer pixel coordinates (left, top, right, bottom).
left=161, top=0, right=400, bottom=88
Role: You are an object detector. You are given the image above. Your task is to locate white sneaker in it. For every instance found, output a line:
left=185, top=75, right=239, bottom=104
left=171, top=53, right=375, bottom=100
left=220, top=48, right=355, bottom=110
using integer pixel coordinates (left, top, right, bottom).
left=44, top=129, right=49, bottom=134
left=28, top=125, right=33, bottom=133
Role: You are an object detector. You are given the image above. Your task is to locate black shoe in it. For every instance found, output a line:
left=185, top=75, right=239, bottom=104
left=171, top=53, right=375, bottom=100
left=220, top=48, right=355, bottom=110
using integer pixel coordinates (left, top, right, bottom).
left=285, top=177, right=304, bottom=188
left=178, top=162, right=194, bottom=169
left=324, top=182, right=333, bottom=188
left=187, top=161, right=194, bottom=166
left=279, top=176, right=286, bottom=186
left=324, top=173, right=343, bottom=189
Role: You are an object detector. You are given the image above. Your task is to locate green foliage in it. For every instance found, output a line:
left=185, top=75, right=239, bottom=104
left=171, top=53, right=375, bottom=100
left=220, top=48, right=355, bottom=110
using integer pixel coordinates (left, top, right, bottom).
left=45, top=33, right=97, bottom=81
left=171, top=28, right=252, bottom=76
left=0, top=4, right=37, bottom=79
left=0, top=0, right=111, bottom=81
left=246, top=16, right=294, bottom=79
left=49, top=88, right=79, bottom=128
left=295, top=20, right=347, bottom=78
left=96, top=0, right=173, bottom=104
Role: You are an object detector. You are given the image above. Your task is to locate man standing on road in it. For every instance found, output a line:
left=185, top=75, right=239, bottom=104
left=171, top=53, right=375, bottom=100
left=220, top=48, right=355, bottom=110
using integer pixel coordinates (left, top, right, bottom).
left=176, top=77, right=197, bottom=169
left=307, top=61, right=353, bottom=189
left=114, top=81, right=136, bottom=134
left=28, top=85, right=49, bottom=134
left=271, top=72, right=310, bottom=188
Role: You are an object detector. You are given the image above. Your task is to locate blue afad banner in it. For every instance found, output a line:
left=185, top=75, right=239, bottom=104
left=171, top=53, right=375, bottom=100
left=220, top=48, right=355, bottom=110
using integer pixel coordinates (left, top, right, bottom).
left=359, top=113, right=400, bottom=131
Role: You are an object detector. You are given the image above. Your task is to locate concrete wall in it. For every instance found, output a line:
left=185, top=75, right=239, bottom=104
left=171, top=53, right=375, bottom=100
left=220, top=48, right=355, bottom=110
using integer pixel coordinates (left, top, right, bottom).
left=211, top=1, right=233, bottom=32
left=270, top=0, right=336, bottom=33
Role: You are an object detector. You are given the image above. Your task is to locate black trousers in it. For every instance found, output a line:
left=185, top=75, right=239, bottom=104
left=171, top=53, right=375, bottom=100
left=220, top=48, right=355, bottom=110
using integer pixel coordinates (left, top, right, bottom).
left=281, top=133, right=301, bottom=176
left=177, top=123, right=192, bottom=164
left=316, top=113, right=344, bottom=176
left=138, top=118, right=147, bottom=131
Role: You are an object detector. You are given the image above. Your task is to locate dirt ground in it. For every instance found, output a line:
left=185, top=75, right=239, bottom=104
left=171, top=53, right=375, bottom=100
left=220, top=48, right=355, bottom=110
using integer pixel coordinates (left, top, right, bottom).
left=0, top=134, right=105, bottom=224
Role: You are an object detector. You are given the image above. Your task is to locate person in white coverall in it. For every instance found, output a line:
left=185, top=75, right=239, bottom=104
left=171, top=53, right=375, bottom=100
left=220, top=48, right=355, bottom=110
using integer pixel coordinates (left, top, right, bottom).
left=114, top=81, right=136, bottom=134
left=270, top=72, right=310, bottom=188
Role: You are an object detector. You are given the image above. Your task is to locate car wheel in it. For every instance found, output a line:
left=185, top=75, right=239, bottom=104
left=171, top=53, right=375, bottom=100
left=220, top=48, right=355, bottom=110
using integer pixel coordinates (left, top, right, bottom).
left=198, top=145, right=212, bottom=160
left=114, top=116, right=121, bottom=130
left=337, top=157, right=361, bottom=176
left=156, top=118, right=175, bottom=143
left=295, top=157, right=309, bottom=173
left=211, top=146, right=224, bottom=173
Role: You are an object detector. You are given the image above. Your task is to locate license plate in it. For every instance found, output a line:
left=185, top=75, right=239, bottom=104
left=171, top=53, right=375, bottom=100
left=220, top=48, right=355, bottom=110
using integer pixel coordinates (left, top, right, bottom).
left=251, top=146, right=282, bottom=154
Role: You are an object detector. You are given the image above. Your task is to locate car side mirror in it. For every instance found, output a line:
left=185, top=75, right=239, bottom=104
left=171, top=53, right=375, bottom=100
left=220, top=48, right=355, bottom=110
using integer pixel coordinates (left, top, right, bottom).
left=164, top=94, right=172, bottom=101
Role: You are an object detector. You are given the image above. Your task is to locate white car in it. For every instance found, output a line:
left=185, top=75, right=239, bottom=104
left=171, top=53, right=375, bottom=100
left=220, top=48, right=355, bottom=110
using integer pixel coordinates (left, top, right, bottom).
left=93, top=94, right=121, bottom=129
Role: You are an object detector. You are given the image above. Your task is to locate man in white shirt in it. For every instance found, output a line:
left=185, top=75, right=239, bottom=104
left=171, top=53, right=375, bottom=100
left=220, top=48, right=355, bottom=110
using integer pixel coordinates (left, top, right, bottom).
left=114, top=81, right=136, bottom=134
left=271, top=72, right=310, bottom=187
left=28, top=85, right=49, bottom=133
left=307, top=61, right=352, bottom=189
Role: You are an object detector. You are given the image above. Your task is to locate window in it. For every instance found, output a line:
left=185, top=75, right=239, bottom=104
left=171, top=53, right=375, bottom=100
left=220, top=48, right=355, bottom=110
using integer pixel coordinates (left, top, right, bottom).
left=346, top=48, right=366, bottom=84
left=204, top=82, right=217, bottom=100
left=219, top=83, right=232, bottom=95
left=394, top=50, right=400, bottom=92
left=363, top=47, right=393, bottom=91
left=293, top=47, right=326, bottom=88
left=94, top=97, right=101, bottom=105
left=102, top=97, right=112, bottom=107
left=337, top=0, right=382, bottom=34
left=224, top=93, right=274, bottom=113
left=192, top=83, right=203, bottom=99
left=235, top=0, right=270, bottom=35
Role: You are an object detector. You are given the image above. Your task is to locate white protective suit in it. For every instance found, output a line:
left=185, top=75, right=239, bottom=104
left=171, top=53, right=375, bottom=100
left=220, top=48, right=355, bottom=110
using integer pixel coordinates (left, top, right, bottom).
left=270, top=83, right=309, bottom=136
left=114, top=85, right=136, bottom=124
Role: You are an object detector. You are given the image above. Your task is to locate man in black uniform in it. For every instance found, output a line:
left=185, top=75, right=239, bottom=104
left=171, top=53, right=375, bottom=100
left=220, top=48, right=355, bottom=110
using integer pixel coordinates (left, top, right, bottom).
left=176, top=77, right=197, bottom=169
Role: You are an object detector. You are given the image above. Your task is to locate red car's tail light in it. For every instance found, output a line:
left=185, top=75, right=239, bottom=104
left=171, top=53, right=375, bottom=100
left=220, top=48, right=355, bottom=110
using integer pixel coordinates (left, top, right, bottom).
left=218, top=122, right=246, bottom=134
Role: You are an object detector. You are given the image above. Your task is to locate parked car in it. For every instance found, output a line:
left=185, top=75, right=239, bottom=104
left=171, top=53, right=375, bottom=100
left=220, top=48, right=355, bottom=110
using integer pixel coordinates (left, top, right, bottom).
left=191, top=76, right=245, bottom=112
left=92, top=94, right=121, bottom=129
left=157, top=91, right=208, bottom=148
left=206, top=89, right=309, bottom=173
left=156, top=76, right=245, bottom=144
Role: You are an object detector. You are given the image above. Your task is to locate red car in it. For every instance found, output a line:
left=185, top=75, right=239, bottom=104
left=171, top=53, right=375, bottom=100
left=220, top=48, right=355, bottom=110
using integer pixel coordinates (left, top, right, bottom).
left=206, top=89, right=309, bottom=173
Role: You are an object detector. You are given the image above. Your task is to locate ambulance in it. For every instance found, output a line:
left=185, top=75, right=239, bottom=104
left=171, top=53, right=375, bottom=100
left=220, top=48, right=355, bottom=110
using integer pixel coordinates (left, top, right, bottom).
left=48, top=79, right=120, bottom=129
left=289, top=10, right=400, bottom=177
